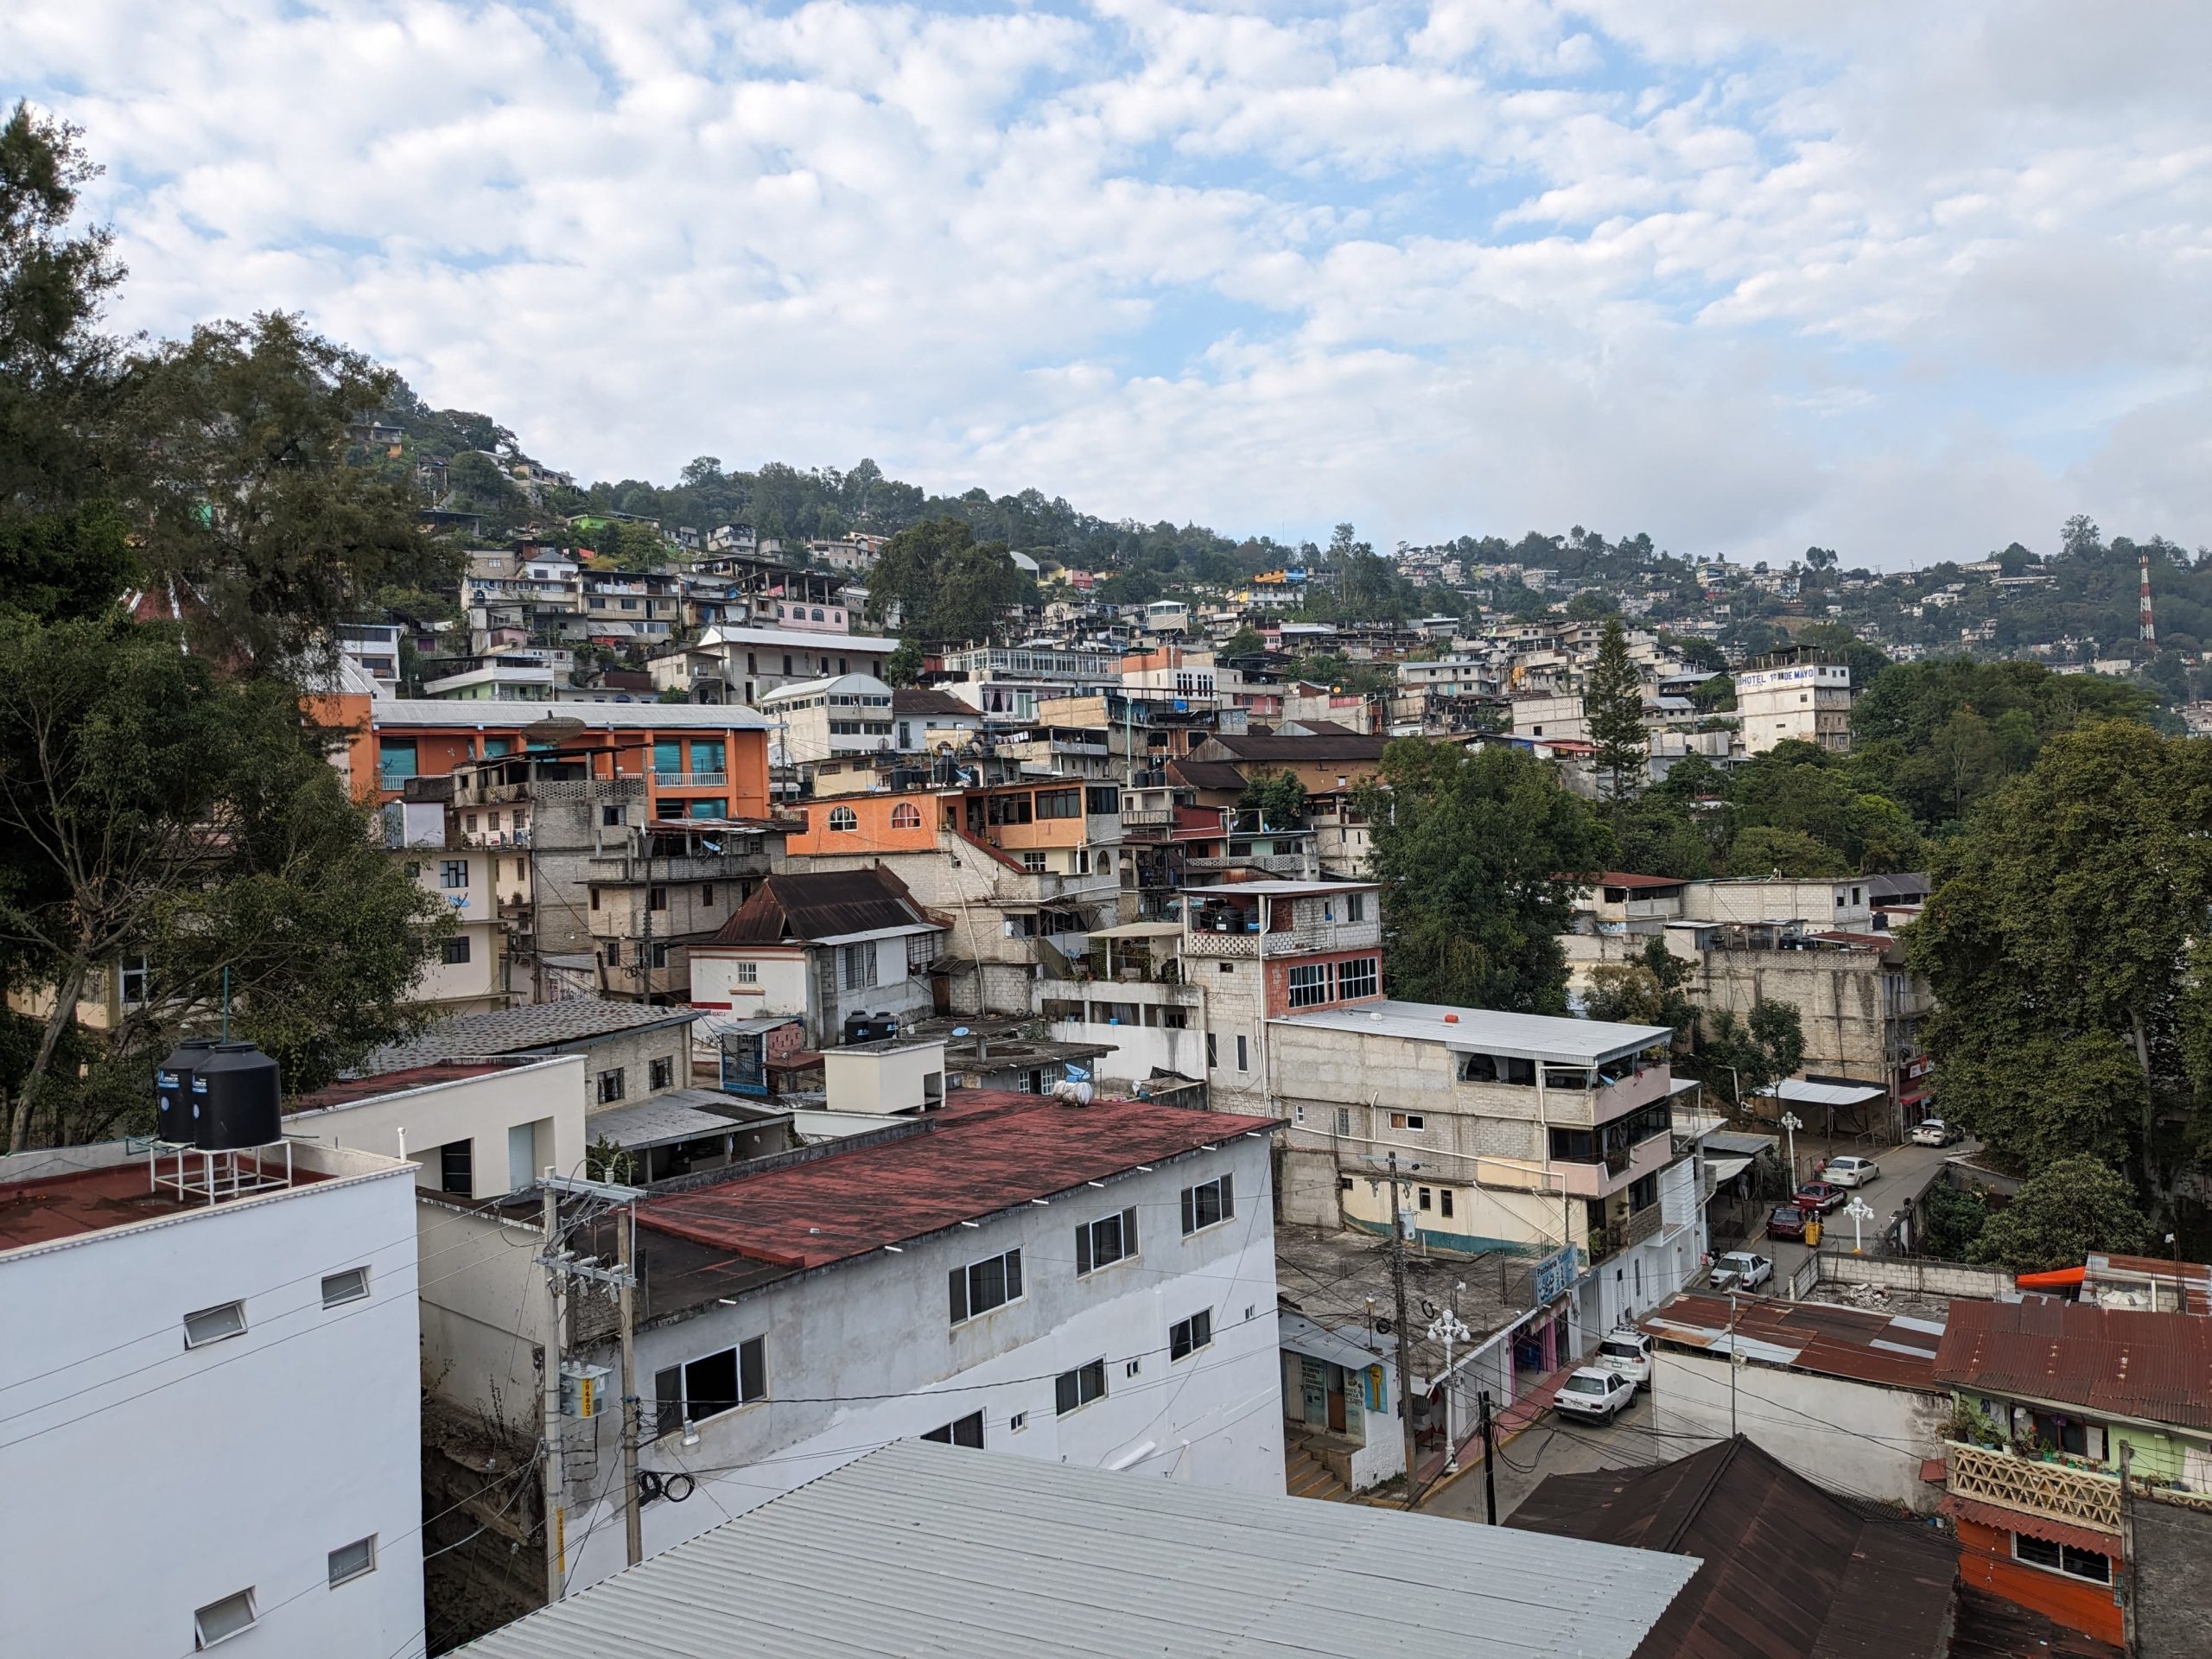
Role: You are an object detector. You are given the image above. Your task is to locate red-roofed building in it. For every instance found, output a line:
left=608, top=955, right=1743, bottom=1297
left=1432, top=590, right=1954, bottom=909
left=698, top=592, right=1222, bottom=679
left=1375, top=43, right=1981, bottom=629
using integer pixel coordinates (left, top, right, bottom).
left=414, top=1089, right=1288, bottom=1599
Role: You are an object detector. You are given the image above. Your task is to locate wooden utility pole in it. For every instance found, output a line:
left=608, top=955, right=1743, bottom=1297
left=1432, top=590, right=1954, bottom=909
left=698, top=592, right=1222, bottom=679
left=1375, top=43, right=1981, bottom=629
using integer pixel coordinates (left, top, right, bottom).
left=618, top=1202, right=643, bottom=1567
left=1479, top=1391, right=1497, bottom=1525
left=1387, top=1151, right=1419, bottom=1509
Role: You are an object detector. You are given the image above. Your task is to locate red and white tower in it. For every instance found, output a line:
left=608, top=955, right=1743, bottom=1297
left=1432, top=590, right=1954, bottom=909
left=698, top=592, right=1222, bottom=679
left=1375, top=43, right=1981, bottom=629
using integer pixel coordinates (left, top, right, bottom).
left=2140, top=553, right=2158, bottom=648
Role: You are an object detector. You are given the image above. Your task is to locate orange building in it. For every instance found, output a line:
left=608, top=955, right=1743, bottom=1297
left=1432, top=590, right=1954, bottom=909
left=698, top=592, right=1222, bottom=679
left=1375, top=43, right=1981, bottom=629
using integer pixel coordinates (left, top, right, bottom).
left=309, top=692, right=774, bottom=822
left=784, top=779, right=1123, bottom=874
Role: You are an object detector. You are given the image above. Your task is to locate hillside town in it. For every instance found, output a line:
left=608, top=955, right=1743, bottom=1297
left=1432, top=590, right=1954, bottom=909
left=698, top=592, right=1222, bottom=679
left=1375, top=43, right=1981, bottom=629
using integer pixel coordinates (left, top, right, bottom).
left=4, top=35, right=2212, bottom=1659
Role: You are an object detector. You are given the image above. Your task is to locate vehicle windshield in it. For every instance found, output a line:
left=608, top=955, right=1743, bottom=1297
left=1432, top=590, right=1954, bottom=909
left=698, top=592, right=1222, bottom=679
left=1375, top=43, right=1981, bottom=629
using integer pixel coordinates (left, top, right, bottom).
left=1600, top=1339, right=1642, bottom=1358
left=1771, top=1209, right=1799, bottom=1223
left=1722, top=1255, right=1754, bottom=1268
left=1563, top=1375, right=1609, bottom=1395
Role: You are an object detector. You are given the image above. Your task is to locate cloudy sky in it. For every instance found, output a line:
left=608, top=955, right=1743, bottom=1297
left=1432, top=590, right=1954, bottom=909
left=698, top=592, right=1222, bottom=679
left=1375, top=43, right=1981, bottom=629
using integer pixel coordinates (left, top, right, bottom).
left=7, top=2, right=2208, bottom=565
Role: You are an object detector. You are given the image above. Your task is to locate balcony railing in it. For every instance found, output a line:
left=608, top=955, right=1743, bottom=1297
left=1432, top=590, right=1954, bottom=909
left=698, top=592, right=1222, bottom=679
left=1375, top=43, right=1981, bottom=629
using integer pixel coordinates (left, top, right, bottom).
left=1122, top=809, right=1175, bottom=828
left=1588, top=1203, right=1663, bottom=1262
left=652, top=771, right=728, bottom=788
left=1944, top=1441, right=2120, bottom=1532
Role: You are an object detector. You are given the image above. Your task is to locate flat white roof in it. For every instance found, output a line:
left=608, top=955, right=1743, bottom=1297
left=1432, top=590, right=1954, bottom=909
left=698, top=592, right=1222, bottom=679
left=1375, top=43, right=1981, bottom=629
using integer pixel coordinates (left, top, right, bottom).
left=1274, top=999, right=1671, bottom=1066
left=694, top=624, right=899, bottom=653
left=1190, top=879, right=1379, bottom=897
left=368, top=699, right=771, bottom=731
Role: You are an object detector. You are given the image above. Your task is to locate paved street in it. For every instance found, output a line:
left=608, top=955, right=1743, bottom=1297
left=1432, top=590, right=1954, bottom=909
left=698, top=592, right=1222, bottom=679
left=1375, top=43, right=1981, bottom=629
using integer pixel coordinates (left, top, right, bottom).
left=1420, top=1389, right=1664, bottom=1522
left=1753, top=1128, right=1980, bottom=1281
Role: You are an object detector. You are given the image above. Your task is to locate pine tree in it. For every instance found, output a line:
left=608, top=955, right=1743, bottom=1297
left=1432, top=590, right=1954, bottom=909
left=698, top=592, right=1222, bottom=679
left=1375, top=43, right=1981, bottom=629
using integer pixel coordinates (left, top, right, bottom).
left=1584, top=616, right=1649, bottom=804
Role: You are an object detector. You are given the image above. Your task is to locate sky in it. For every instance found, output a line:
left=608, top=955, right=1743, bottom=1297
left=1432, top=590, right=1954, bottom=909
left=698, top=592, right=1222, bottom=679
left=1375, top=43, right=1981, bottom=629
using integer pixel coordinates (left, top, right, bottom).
left=5, top=1, right=2209, bottom=567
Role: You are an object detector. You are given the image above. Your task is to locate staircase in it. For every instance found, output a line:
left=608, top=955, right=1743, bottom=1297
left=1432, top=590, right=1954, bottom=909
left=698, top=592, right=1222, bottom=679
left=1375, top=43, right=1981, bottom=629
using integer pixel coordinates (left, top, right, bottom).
left=1284, top=1433, right=1351, bottom=1503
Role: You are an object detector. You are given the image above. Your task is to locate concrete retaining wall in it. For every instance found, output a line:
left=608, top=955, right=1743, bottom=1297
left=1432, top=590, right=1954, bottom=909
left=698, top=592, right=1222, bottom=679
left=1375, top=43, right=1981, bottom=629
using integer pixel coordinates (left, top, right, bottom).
left=1817, top=1250, right=2012, bottom=1300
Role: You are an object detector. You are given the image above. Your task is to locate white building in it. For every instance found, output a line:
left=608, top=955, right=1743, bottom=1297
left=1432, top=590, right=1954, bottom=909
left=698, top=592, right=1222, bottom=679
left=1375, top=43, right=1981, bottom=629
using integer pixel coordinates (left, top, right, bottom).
left=284, top=1055, right=587, bottom=1202
left=757, top=671, right=898, bottom=772
left=417, top=1090, right=1287, bottom=1599
left=382, top=798, right=512, bottom=1014
left=0, top=1137, right=426, bottom=1657
left=647, top=624, right=899, bottom=705
left=1734, top=660, right=1853, bottom=753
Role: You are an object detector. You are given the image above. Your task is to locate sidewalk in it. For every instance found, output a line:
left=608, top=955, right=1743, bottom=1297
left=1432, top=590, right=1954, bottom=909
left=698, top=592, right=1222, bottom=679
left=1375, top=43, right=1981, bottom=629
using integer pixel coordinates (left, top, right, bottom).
left=1365, top=1359, right=1580, bottom=1509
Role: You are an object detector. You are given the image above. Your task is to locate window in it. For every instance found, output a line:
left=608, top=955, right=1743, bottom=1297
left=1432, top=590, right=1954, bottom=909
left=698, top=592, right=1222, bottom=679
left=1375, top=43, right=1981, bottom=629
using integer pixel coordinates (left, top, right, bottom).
left=921, top=1411, right=984, bottom=1448
left=439, top=860, right=468, bottom=889
left=890, top=801, right=922, bottom=828
left=1347, top=893, right=1366, bottom=922
left=327, top=1535, right=377, bottom=1587
left=735, top=961, right=759, bottom=984
left=119, top=953, right=151, bottom=1007
left=1170, top=1308, right=1213, bottom=1361
left=440, top=936, right=472, bottom=966
left=2013, top=1534, right=2110, bottom=1584
left=1389, top=1111, right=1425, bottom=1132
left=597, top=1068, right=626, bottom=1104
left=1020, top=850, right=1047, bottom=873
left=1180, top=1173, right=1235, bottom=1235
left=648, top=885, right=668, bottom=912
left=654, top=1336, right=767, bottom=1432
left=827, top=805, right=858, bottom=832
left=194, top=1588, right=256, bottom=1648
left=1206, top=1033, right=1218, bottom=1068
left=1085, top=785, right=1119, bottom=814
left=949, top=1248, right=1024, bottom=1325
left=701, top=883, right=715, bottom=906
left=441, top=1141, right=473, bottom=1194
left=1287, top=963, right=1332, bottom=1007
left=588, top=887, right=601, bottom=912
left=183, top=1301, right=247, bottom=1349
left=1337, top=957, right=1379, bottom=1001
left=648, top=941, right=670, bottom=969
left=601, top=804, right=623, bottom=827
left=1008, top=1411, right=1027, bottom=1433
left=603, top=942, right=620, bottom=966
left=1334, top=1108, right=1351, bottom=1135
left=651, top=1058, right=675, bottom=1090
left=1036, top=788, right=1081, bottom=819
left=1440, top=1189, right=1455, bottom=1219
left=1236, top=1034, right=1249, bottom=1071
left=377, top=739, right=418, bottom=785
left=1418, top=1185, right=1433, bottom=1211
left=840, top=939, right=877, bottom=990
left=1076, top=1207, right=1139, bottom=1274
left=321, top=1268, right=370, bottom=1308
left=1054, top=1357, right=1108, bottom=1415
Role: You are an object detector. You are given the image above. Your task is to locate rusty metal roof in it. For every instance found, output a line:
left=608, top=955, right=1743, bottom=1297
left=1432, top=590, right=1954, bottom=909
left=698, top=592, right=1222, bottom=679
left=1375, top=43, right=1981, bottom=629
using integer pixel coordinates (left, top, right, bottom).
left=709, top=866, right=935, bottom=945
left=1932, top=1298, right=2212, bottom=1429
left=1643, top=1291, right=1949, bottom=1394
left=1509, top=1435, right=1957, bottom=1659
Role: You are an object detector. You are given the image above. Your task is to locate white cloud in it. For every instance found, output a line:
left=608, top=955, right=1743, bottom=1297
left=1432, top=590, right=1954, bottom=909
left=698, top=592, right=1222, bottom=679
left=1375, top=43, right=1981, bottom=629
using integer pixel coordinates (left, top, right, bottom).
left=2, top=0, right=2206, bottom=564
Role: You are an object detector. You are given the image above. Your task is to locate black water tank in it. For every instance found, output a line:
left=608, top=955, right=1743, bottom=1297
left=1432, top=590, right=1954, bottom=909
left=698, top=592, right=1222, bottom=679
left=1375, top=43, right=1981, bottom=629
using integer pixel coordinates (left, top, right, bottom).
left=191, top=1043, right=283, bottom=1151
left=155, top=1039, right=218, bottom=1144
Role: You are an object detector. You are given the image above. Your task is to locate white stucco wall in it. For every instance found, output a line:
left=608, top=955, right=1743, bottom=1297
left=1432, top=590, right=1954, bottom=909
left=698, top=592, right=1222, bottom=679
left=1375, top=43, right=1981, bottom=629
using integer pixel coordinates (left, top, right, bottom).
left=559, top=1135, right=1283, bottom=1592
left=0, top=1146, right=426, bottom=1658
left=1649, top=1348, right=1951, bottom=1510
left=287, top=1056, right=584, bottom=1200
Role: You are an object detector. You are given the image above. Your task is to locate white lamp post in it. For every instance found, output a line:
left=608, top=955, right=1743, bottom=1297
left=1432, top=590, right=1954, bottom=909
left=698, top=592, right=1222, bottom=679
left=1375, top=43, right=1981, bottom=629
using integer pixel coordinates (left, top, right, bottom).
left=1427, top=1305, right=1473, bottom=1473
left=1845, top=1196, right=1875, bottom=1255
left=1781, top=1111, right=1803, bottom=1187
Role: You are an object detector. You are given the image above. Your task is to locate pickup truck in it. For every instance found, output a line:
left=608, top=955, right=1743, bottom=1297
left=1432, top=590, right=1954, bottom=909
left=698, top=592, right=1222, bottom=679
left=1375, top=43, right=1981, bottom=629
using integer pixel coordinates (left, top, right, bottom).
left=1710, top=1250, right=1774, bottom=1292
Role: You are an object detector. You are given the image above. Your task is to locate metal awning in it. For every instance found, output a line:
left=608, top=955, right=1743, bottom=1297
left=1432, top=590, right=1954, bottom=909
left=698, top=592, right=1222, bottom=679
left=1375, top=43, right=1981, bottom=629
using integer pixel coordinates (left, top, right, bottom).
left=1279, top=1308, right=1384, bottom=1376
left=1769, top=1078, right=1889, bottom=1108
left=1705, top=1154, right=1753, bottom=1185
left=1086, top=921, right=1184, bottom=941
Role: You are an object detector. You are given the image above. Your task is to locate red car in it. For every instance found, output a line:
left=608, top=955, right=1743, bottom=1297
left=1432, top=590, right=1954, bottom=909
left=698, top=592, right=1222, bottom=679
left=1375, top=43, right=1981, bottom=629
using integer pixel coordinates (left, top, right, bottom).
left=1765, top=1205, right=1808, bottom=1242
left=1794, top=1181, right=1848, bottom=1214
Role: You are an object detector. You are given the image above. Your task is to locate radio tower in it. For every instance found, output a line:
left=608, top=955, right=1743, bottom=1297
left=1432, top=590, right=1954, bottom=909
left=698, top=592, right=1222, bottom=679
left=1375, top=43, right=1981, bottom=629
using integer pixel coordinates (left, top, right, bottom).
left=2140, top=553, right=2158, bottom=649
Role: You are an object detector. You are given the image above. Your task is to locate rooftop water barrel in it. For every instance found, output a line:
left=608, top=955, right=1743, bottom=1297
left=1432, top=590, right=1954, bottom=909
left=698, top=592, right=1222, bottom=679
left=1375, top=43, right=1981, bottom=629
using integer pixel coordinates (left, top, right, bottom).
left=154, top=1039, right=218, bottom=1145
left=190, top=1042, right=283, bottom=1152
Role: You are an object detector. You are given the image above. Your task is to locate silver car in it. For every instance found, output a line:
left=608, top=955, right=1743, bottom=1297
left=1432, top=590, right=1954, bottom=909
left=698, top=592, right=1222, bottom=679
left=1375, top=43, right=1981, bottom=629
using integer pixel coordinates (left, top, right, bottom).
left=1824, top=1154, right=1880, bottom=1187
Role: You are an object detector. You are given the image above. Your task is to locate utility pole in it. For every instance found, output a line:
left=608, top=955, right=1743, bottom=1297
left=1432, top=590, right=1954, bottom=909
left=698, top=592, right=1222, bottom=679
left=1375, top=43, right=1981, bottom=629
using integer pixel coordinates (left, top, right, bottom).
left=1727, top=1289, right=1739, bottom=1438
left=1386, top=1151, right=1419, bottom=1509
left=539, top=1183, right=568, bottom=1604
left=617, top=1200, right=643, bottom=1567
left=1479, top=1391, right=1497, bottom=1525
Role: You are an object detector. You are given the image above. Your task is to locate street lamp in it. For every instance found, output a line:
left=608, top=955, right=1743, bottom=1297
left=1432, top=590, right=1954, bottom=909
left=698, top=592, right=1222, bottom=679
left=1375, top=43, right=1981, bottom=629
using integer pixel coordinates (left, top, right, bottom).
left=1427, top=1304, right=1474, bottom=1473
left=1845, top=1196, right=1875, bottom=1255
left=1781, top=1111, right=1803, bottom=1187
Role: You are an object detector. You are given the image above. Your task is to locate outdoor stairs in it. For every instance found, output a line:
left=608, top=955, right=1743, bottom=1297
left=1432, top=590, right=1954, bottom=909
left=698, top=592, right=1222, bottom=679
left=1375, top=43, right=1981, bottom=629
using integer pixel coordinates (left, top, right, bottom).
left=1284, top=1438, right=1351, bottom=1503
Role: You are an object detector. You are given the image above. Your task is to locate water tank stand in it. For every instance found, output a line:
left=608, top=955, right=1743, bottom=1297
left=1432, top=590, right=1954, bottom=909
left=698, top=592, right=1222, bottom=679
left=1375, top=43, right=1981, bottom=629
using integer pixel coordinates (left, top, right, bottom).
left=148, top=1138, right=296, bottom=1207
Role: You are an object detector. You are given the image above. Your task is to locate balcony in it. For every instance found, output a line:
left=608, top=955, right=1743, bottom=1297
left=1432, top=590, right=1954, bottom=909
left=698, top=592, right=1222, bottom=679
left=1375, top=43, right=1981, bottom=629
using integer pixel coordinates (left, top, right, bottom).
left=652, top=771, right=729, bottom=789
left=1122, top=809, right=1175, bottom=829
left=1184, top=916, right=1382, bottom=960
left=1944, top=1441, right=2121, bottom=1532
left=1587, top=1202, right=1663, bottom=1262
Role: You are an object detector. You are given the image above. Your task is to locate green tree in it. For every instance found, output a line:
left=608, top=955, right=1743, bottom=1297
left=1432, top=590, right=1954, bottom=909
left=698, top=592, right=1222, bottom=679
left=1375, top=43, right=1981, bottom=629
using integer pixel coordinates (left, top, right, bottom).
left=1354, top=739, right=1613, bottom=1014
left=1726, top=825, right=1851, bottom=878
left=882, top=639, right=924, bottom=687
left=868, top=517, right=1030, bottom=645
left=1917, top=1179, right=1990, bottom=1261
left=1240, top=769, right=1307, bottom=827
left=1581, top=937, right=1698, bottom=1039
left=1691, top=1001, right=1806, bottom=1116
left=1222, top=626, right=1264, bottom=658
left=1907, top=722, right=2212, bottom=1213
left=1967, top=1155, right=2151, bottom=1272
left=1583, top=616, right=1648, bottom=804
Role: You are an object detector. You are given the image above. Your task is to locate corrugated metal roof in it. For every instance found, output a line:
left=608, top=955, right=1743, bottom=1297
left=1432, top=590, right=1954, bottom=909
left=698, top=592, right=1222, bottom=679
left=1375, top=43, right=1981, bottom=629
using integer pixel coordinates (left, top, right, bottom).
left=709, top=868, right=936, bottom=945
left=1275, top=1000, right=1670, bottom=1066
left=1770, top=1078, right=1889, bottom=1108
left=1933, top=1298, right=2212, bottom=1428
left=457, top=1440, right=1697, bottom=1658
left=360, top=999, right=698, bottom=1070
left=1644, top=1292, right=1948, bottom=1394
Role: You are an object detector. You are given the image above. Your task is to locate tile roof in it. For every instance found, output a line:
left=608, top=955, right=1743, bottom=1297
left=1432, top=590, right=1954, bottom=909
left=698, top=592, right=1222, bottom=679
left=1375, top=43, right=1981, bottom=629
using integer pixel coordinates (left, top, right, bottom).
left=360, top=1000, right=697, bottom=1071
left=637, top=1090, right=1281, bottom=1271
left=1166, top=758, right=1249, bottom=792
left=1509, top=1435, right=1957, bottom=1659
left=1932, top=1298, right=2212, bottom=1429
left=457, top=1439, right=1698, bottom=1659
left=890, top=684, right=981, bottom=717
left=708, top=866, right=937, bottom=945
left=1592, top=872, right=1690, bottom=890
left=1643, top=1291, right=1949, bottom=1394
left=1208, top=732, right=1387, bottom=763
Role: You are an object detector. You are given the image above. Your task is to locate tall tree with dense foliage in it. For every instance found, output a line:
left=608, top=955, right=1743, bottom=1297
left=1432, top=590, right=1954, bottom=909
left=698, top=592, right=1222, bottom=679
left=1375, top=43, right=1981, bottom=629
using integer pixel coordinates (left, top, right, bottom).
left=1354, top=740, right=1612, bottom=1014
left=1583, top=617, right=1648, bottom=804
left=1692, top=1001, right=1806, bottom=1116
left=1907, top=722, right=2212, bottom=1215
left=1967, top=1156, right=2151, bottom=1272
left=866, top=516, right=1031, bottom=645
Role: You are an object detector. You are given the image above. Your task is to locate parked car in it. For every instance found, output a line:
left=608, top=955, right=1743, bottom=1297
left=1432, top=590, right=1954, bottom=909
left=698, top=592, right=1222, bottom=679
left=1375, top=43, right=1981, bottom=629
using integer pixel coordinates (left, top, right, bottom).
left=1765, top=1205, right=1809, bottom=1242
left=1595, top=1329, right=1653, bottom=1389
left=1711, top=1250, right=1774, bottom=1292
left=1794, top=1180, right=1848, bottom=1213
left=1910, top=1119, right=1960, bottom=1147
left=1823, top=1155, right=1881, bottom=1188
left=1554, top=1366, right=1638, bottom=1422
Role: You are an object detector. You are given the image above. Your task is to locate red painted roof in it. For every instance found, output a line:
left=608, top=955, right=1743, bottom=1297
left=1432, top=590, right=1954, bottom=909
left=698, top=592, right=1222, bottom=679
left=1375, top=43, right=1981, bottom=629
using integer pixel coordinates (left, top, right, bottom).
left=1943, top=1492, right=2120, bottom=1552
left=288, top=1060, right=512, bottom=1112
left=639, top=1090, right=1281, bottom=1270
left=1644, top=1291, right=1949, bottom=1393
left=1933, top=1298, right=2212, bottom=1428
left=1592, top=872, right=1688, bottom=891
left=0, top=1157, right=332, bottom=1252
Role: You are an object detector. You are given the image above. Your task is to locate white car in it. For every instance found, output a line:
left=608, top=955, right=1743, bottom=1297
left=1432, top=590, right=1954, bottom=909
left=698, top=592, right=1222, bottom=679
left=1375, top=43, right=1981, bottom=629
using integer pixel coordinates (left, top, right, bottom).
left=1594, top=1330, right=1653, bottom=1389
left=1710, top=1250, right=1773, bottom=1292
left=1554, top=1366, right=1638, bottom=1423
left=1910, top=1119, right=1960, bottom=1147
left=1824, top=1154, right=1880, bottom=1187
